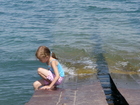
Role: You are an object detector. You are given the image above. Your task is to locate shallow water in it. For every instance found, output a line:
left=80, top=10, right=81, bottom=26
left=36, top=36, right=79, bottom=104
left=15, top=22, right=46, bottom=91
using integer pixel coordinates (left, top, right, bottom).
left=0, top=0, right=140, bottom=104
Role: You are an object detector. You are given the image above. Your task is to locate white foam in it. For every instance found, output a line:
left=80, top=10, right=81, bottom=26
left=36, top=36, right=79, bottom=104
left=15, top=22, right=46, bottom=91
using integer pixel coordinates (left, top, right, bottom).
left=116, top=61, right=129, bottom=67
left=61, top=64, right=76, bottom=76
left=138, top=69, right=140, bottom=72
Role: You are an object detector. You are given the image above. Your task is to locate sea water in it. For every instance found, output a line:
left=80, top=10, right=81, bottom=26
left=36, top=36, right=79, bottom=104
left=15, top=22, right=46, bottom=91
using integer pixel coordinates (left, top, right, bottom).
left=0, top=0, right=140, bottom=104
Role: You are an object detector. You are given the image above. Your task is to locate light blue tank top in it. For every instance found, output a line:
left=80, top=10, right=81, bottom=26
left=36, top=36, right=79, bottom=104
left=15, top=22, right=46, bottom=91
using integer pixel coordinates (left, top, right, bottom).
left=47, top=59, right=65, bottom=77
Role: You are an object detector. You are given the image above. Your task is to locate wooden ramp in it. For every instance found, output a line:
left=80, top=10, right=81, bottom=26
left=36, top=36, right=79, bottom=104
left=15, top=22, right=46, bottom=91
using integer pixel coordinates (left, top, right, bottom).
left=25, top=74, right=108, bottom=105
left=110, top=73, right=140, bottom=105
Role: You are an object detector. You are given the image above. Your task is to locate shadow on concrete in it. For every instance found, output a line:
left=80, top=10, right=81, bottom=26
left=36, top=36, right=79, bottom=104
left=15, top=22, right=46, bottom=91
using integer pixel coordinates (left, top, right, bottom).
left=92, top=34, right=128, bottom=105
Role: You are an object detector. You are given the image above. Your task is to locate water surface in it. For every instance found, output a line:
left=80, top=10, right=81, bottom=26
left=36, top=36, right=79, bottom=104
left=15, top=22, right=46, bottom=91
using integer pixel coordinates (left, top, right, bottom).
left=0, top=0, right=140, bottom=104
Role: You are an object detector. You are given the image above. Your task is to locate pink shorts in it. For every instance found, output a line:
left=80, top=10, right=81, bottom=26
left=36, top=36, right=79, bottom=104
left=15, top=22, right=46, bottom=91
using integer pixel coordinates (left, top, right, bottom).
left=44, top=70, right=64, bottom=85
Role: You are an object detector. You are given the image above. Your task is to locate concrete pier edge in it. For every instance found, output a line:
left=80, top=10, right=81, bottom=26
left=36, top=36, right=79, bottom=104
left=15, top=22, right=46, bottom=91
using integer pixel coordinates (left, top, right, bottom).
left=25, top=74, right=108, bottom=105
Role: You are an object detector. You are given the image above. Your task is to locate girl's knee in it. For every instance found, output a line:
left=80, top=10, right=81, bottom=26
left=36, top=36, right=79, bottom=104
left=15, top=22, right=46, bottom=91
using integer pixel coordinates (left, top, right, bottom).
left=37, top=68, right=49, bottom=76
left=33, top=81, right=41, bottom=90
left=37, top=67, right=43, bottom=74
left=33, top=81, right=39, bottom=87
left=33, top=79, right=45, bottom=90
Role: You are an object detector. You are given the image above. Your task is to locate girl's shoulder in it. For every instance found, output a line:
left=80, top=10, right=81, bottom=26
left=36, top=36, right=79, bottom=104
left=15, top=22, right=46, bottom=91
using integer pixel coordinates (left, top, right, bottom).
left=50, top=59, right=57, bottom=63
left=50, top=59, right=58, bottom=65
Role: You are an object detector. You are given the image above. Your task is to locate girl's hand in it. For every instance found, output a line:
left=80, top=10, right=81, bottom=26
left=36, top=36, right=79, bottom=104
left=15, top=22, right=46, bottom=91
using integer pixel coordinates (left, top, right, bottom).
left=40, top=86, right=51, bottom=90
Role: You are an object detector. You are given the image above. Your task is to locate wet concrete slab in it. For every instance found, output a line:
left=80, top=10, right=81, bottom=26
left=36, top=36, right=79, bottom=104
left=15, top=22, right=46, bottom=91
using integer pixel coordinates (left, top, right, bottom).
left=110, top=73, right=140, bottom=105
left=25, top=74, right=108, bottom=105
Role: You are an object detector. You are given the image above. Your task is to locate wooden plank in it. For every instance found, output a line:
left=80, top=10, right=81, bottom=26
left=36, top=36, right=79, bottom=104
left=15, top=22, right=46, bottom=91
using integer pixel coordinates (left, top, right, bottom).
left=25, top=75, right=108, bottom=105
left=110, top=73, right=140, bottom=105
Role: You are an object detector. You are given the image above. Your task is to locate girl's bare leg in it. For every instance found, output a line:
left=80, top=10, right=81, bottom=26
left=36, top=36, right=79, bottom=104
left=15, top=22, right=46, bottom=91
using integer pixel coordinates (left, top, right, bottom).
left=33, top=68, right=51, bottom=90
left=33, top=79, right=45, bottom=90
left=37, top=68, right=49, bottom=79
left=33, top=68, right=58, bottom=90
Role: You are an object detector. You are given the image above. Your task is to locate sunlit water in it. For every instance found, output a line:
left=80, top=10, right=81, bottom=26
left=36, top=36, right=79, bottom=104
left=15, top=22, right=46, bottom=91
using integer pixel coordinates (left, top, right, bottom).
left=0, top=0, right=140, bottom=104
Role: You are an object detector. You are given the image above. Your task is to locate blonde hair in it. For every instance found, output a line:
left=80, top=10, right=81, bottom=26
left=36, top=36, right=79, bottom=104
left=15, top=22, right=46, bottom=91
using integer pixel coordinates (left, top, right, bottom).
left=35, top=46, right=58, bottom=60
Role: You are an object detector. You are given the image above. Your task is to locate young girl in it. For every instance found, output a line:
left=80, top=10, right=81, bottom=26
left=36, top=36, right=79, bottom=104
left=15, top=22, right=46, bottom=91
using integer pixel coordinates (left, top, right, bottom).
left=33, top=46, right=65, bottom=90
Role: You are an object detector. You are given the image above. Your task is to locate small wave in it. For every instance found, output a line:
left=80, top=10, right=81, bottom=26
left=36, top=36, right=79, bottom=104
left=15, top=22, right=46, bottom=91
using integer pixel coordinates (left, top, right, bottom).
left=0, top=11, right=5, bottom=15
left=86, top=5, right=111, bottom=12
left=115, top=61, right=139, bottom=71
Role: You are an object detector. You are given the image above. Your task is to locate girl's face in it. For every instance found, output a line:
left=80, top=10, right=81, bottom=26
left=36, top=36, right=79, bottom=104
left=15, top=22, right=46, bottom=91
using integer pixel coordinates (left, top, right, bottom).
left=39, top=56, right=49, bottom=63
